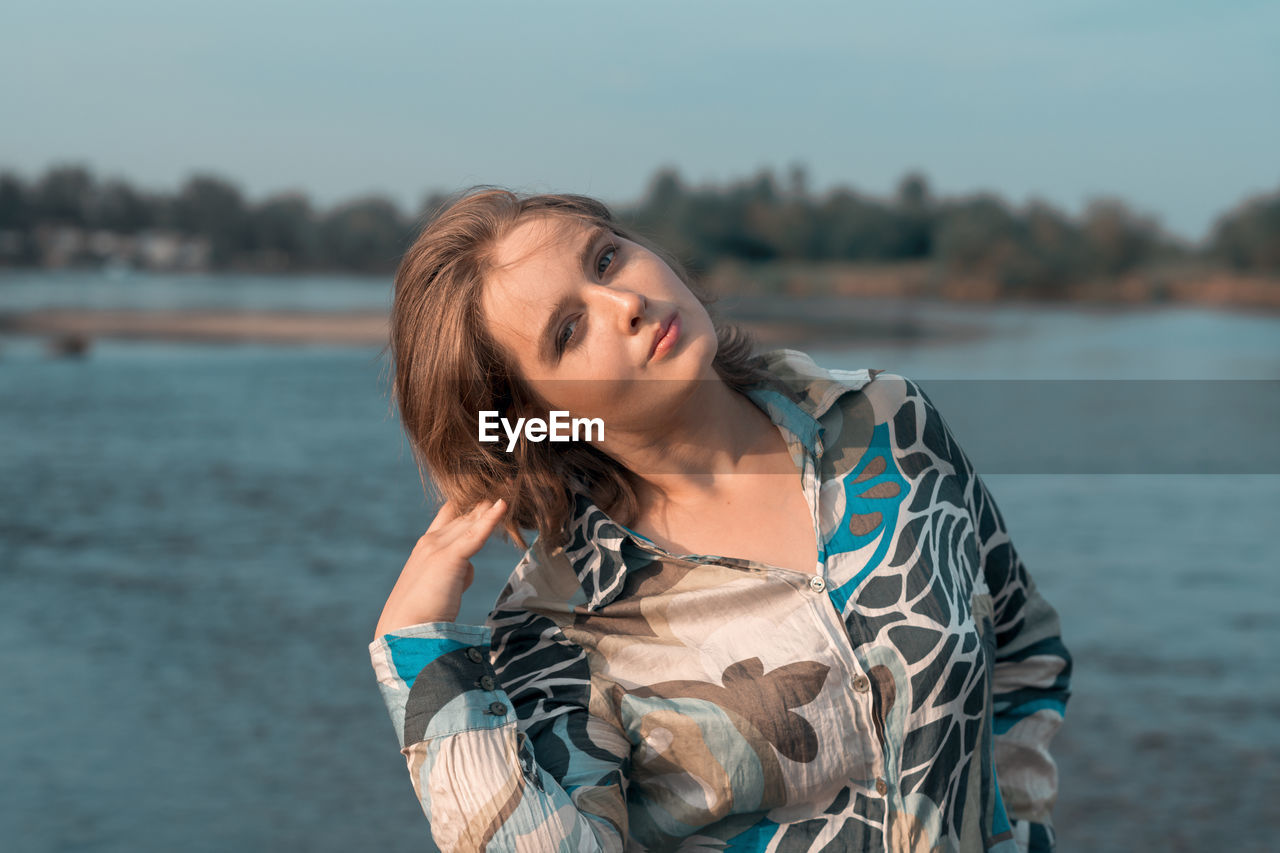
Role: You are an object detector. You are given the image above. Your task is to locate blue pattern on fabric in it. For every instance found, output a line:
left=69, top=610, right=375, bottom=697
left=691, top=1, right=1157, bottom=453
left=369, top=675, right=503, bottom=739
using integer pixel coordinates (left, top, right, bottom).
left=993, top=698, right=1069, bottom=735
left=724, top=815, right=782, bottom=850
left=992, top=765, right=1012, bottom=836
left=745, top=386, right=822, bottom=456
left=828, top=422, right=910, bottom=613
left=385, top=635, right=468, bottom=688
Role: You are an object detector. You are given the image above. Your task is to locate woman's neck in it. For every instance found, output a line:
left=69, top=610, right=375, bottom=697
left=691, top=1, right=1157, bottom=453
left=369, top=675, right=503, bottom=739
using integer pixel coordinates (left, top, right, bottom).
left=603, top=380, right=791, bottom=513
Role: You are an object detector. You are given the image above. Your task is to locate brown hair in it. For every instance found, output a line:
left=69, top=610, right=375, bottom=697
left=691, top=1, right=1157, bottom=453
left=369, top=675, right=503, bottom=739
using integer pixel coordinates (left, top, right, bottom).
left=386, top=187, right=771, bottom=550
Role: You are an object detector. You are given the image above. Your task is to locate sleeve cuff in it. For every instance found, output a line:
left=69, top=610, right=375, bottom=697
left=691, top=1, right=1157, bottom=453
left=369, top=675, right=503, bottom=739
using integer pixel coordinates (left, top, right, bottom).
left=1012, top=818, right=1056, bottom=853
left=369, top=621, right=494, bottom=665
left=368, top=622, right=514, bottom=747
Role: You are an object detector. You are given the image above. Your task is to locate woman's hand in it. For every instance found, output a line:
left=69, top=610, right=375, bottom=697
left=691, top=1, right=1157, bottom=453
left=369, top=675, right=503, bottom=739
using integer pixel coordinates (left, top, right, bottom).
left=374, top=498, right=508, bottom=639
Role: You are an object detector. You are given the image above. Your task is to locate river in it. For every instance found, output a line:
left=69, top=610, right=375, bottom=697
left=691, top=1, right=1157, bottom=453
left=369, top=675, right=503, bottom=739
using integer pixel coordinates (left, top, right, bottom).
left=1, top=271, right=1276, bottom=851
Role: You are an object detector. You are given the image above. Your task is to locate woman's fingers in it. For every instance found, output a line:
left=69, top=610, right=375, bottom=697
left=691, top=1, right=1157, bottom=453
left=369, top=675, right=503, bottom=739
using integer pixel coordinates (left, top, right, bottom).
left=376, top=499, right=506, bottom=636
left=440, top=498, right=507, bottom=555
left=427, top=496, right=492, bottom=536
left=426, top=498, right=460, bottom=533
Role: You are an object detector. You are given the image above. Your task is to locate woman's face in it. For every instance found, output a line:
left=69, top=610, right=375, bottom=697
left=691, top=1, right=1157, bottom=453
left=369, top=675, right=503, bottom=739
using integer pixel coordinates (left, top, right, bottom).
left=480, top=214, right=719, bottom=434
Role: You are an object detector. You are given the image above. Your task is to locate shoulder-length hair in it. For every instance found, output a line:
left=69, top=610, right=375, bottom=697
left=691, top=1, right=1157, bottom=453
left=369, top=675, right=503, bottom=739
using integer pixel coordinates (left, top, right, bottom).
left=386, top=187, right=771, bottom=550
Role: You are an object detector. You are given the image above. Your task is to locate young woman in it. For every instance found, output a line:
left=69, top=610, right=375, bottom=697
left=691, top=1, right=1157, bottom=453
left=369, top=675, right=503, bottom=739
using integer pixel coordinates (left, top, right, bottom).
left=369, top=189, right=1072, bottom=852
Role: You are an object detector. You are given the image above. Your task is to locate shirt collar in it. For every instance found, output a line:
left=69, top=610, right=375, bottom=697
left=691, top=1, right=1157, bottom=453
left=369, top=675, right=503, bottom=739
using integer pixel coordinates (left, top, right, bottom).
left=541, top=349, right=879, bottom=612
left=744, top=348, right=879, bottom=459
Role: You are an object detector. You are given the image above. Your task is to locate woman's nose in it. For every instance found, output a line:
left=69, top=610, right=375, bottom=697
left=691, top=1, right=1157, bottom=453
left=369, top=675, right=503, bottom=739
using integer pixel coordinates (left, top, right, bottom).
left=592, top=286, right=646, bottom=332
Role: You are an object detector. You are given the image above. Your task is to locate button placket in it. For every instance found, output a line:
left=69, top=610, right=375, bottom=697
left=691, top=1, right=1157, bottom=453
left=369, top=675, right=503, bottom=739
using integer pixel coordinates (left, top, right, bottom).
left=804, top=451, right=829, bottom=575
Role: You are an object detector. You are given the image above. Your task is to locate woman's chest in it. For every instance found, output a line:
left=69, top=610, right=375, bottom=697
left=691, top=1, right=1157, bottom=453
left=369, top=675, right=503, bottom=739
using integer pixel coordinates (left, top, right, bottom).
left=630, top=476, right=820, bottom=576
left=563, top=568, right=869, bottom=838
left=558, top=543, right=994, bottom=822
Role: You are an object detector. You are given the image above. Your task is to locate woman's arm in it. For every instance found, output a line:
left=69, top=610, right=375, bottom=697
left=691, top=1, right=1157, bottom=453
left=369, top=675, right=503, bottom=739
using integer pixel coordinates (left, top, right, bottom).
left=370, top=612, right=631, bottom=851
left=968, top=470, right=1072, bottom=853
left=371, top=498, right=632, bottom=850
left=910, top=379, right=1073, bottom=853
left=371, top=494, right=629, bottom=845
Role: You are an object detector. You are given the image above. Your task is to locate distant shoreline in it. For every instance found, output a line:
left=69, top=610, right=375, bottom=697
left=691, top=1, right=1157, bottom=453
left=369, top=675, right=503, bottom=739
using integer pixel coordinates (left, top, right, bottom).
left=0, top=298, right=982, bottom=350
left=0, top=308, right=393, bottom=346
left=0, top=285, right=1272, bottom=353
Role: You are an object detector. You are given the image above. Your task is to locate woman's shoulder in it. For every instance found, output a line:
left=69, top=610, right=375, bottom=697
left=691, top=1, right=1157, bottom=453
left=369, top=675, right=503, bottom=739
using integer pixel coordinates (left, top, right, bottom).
left=484, top=533, right=583, bottom=634
left=755, top=348, right=939, bottom=421
left=490, top=533, right=571, bottom=604
left=482, top=534, right=598, bottom=676
left=756, top=347, right=884, bottom=387
left=848, top=367, right=926, bottom=410
left=842, top=370, right=975, bottom=479
left=750, top=347, right=883, bottom=412
left=763, top=354, right=957, bottom=459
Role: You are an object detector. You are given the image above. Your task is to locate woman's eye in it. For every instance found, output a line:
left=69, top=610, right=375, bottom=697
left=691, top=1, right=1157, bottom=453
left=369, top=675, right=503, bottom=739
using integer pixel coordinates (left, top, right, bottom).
left=556, top=243, right=615, bottom=356
left=557, top=316, right=580, bottom=354
left=596, top=245, right=616, bottom=277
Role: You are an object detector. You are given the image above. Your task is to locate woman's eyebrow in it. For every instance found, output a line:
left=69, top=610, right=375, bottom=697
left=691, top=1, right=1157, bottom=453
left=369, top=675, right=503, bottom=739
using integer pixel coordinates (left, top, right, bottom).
left=537, top=224, right=608, bottom=363
left=575, top=224, right=609, bottom=279
left=537, top=292, right=575, bottom=363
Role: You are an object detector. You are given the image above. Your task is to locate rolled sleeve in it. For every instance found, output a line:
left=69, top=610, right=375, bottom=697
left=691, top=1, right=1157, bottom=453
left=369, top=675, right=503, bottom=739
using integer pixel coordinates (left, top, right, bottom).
left=369, top=618, right=630, bottom=851
left=369, top=622, right=513, bottom=749
left=912, top=380, right=1073, bottom=849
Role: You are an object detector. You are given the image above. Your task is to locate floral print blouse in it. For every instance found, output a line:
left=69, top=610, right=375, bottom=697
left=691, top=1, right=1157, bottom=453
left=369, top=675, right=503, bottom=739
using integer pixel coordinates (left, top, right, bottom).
left=369, top=349, right=1072, bottom=852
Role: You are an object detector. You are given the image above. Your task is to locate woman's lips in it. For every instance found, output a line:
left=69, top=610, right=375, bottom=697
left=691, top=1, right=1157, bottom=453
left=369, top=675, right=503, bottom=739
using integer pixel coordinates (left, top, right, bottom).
left=649, top=312, right=680, bottom=361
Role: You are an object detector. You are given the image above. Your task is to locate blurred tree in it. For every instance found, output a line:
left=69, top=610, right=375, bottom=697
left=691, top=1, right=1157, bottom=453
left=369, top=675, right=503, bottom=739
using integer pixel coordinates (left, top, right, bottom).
left=644, top=166, right=685, bottom=212
left=1210, top=187, right=1280, bottom=272
left=1080, top=198, right=1161, bottom=276
left=173, top=174, right=249, bottom=265
left=1024, top=199, right=1077, bottom=254
left=1022, top=198, right=1084, bottom=289
left=935, top=194, right=1019, bottom=271
left=625, top=167, right=701, bottom=272
left=815, top=189, right=901, bottom=260
left=35, top=165, right=95, bottom=227
left=934, top=194, right=1045, bottom=294
left=319, top=196, right=410, bottom=271
left=718, top=169, right=782, bottom=261
left=89, top=179, right=155, bottom=233
left=895, top=171, right=933, bottom=258
left=896, top=172, right=930, bottom=211
left=770, top=164, right=817, bottom=259
left=0, top=161, right=1256, bottom=288
left=746, top=168, right=780, bottom=207
left=251, top=193, right=318, bottom=268
left=0, top=172, right=34, bottom=264
left=0, top=172, right=31, bottom=230
left=786, top=162, right=810, bottom=201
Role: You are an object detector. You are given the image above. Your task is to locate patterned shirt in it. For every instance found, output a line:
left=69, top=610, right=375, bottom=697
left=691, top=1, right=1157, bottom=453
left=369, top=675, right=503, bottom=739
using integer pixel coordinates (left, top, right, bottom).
left=369, top=349, right=1072, bottom=852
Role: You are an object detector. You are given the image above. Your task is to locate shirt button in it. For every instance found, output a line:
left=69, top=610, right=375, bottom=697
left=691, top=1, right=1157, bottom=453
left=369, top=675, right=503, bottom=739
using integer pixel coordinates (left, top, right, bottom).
left=466, top=647, right=485, bottom=663
left=488, top=702, right=508, bottom=717
left=479, top=675, right=495, bottom=691
left=852, top=674, right=870, bottom=693
left=875, top=778, right=888, bottom=796
left=808, top=576, right=826, bottom=592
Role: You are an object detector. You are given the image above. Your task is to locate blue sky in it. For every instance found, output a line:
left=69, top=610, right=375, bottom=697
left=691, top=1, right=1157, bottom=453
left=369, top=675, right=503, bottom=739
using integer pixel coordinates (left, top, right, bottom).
left=4, top=0, right=1277, bottom=240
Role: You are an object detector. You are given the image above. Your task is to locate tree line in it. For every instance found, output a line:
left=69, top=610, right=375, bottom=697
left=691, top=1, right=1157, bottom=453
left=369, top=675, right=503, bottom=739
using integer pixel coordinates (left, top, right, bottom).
left=0, top=164, right=1276, bottom=291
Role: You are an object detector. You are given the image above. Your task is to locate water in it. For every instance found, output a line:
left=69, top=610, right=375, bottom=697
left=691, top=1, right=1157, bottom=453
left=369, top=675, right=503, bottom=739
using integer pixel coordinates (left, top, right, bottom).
left=0, top=268, right=393, bottom=313
left=1, top=277, right=1276, bottom=851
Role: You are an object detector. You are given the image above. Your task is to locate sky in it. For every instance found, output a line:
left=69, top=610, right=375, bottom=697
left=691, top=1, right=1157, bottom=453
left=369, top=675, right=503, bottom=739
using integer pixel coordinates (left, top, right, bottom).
left=3, top=0, right=1277, bottom=241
